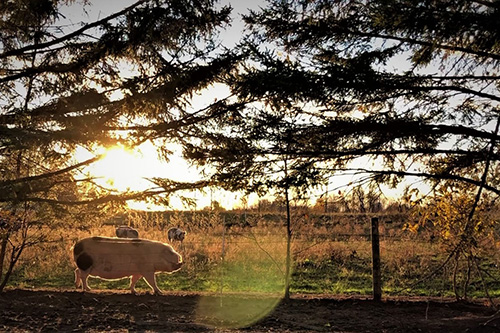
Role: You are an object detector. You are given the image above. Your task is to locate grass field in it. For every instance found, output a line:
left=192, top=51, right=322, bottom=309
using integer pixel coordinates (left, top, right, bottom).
left=5, top=211, right=500, bottom=300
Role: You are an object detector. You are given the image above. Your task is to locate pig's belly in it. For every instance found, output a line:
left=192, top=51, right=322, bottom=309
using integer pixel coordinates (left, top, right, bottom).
left=89, top=255, right=150, bottom=279
left=89, top=269, right=136, bottom=279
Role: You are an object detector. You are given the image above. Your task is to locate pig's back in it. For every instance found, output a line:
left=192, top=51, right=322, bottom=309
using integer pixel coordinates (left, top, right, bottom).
left=75, top=236, right=166, bottom=256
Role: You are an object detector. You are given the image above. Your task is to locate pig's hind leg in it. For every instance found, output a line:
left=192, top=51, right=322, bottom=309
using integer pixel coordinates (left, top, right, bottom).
left=129, top=274, right=142, bottom=295
left=75, top=269, right=91, bottom=292
left=74, top=268, right=81, bottom=289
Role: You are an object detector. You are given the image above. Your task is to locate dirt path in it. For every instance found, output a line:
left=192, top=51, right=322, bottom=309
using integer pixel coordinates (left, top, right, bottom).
left=1, top=289, right=499, bottom=332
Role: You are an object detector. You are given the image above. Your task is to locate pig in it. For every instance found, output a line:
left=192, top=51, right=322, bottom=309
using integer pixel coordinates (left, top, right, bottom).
left=73, top=236, right=182, bottom=295
left=115, top=225, right=139, bottom=238
left=167, top=227, right=186, bottom=244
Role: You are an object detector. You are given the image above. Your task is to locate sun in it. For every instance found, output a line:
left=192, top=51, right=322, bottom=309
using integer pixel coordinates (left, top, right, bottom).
left=76, top=141, right=217, bottom=210
left=75, top=142, right=165, bottom=195
left=91, top=146, right=148, bottom=192
left=75, top=141, right=266, bottom=211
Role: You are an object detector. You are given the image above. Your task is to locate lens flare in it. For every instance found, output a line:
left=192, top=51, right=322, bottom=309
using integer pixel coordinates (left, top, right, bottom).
left=196, top=294, right=282, bottom=329
left=195, top=231, right=288, bottom=329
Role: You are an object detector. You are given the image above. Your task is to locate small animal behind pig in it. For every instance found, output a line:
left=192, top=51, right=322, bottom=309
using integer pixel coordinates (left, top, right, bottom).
left=115, top=225, right=139, bottom=238
left=73, top=236, right=182, bottom=295
left=167, top=227, right=186, bottom=245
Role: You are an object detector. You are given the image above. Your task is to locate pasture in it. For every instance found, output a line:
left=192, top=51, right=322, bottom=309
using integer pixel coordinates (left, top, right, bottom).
left=6, top=210, right=500, bottom=299
left=3, top=211, right=500, bottom=331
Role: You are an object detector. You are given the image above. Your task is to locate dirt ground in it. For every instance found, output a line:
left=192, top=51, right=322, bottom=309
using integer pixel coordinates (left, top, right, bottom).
left=1, top=289, right=500, bottom=332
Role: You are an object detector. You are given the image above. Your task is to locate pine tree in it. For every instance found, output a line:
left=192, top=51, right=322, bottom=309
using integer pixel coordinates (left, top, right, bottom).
left=0, top=0, right=236, bottom=291
left=0, top=0, right=236, bottom=206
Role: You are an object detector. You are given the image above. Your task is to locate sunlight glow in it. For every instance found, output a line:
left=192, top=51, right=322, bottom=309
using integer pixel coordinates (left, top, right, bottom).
left=75, top=141, right=428, bottom=211
left=75, top=141, right=254, bottom=211
left=90, top=142, right=200, bottom=187
left=195, top=230, right=286, bottom=329
left=92, top=146, right=146, bottom=192
left=75, top=141, right=203, bottom=210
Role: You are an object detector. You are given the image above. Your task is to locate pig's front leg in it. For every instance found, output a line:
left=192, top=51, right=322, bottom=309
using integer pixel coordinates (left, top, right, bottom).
left=143, top=272, right=163, bottom=295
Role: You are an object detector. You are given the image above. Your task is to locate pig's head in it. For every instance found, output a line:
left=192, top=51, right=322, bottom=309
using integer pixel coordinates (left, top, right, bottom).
left=159, top=244, right=183, bottom=272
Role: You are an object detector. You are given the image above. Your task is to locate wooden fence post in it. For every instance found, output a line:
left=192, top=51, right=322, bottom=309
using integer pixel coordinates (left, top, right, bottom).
left=371, top=217, right=382, bottom=301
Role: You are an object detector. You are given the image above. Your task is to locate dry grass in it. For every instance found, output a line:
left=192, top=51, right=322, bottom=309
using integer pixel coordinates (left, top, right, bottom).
left=6, top=211, right=500, bottom=298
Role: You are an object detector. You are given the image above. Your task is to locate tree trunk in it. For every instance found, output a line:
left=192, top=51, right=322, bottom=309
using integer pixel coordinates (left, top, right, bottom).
left=284, top=159, right=292, bottom=300
left=0, top=232, right=8, bottom=284
left=0, top=242, right=25, bottom=293
left=0, top=255, right=15, bottom=292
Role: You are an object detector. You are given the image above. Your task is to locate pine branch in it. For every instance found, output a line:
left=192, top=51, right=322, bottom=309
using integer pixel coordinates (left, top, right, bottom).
left=0, top=0, right=148, bottom=59
left=0, top=156, right=102, bottom=188
left=332, top=168, right=500, bottom=196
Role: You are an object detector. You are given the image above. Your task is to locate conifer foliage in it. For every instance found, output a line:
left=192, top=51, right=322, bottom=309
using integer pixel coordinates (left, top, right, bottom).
left=0, top=0, right=236, bottom=206
left=186, top=0, right=500, bottom=199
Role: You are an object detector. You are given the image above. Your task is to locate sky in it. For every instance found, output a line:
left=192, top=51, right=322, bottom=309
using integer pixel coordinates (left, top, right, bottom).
left=60, top=0, right=263, bottom=46
left=65, top=0, right=430, bottom=211
left=66, top=0, right=268, bottom=210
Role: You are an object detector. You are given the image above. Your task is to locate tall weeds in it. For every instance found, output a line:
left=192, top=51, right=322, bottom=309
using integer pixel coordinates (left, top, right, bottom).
left=5, top=212, right=500, bottom=298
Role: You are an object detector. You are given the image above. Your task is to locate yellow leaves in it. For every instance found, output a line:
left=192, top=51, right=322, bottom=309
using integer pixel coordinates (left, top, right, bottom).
left=403, top=222, right=420, bottom=234
left=408, top=188, right=495, bottom=245
left=440, top=229, right=451, bottom=241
